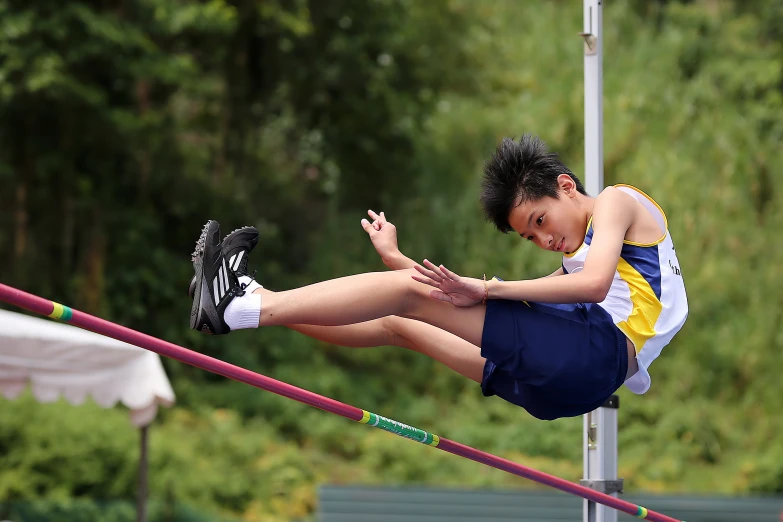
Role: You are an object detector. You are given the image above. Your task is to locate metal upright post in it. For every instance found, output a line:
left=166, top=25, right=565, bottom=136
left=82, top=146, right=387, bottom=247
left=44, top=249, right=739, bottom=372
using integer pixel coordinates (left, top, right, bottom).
left=582, top=396, right=622, bottom=522
left=582, top=0, right=604, bottom=197
left=580, top=2, right=623, bottom=522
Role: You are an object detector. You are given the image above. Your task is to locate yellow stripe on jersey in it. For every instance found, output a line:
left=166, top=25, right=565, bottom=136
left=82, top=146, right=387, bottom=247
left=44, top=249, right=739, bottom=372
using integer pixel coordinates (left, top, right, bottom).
left=614, top=257, right=663, bottom=354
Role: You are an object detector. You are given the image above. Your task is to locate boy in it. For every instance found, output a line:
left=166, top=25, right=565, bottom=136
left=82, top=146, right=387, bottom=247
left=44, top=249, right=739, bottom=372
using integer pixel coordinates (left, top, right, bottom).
left=188, top=135, right=688, bottom=420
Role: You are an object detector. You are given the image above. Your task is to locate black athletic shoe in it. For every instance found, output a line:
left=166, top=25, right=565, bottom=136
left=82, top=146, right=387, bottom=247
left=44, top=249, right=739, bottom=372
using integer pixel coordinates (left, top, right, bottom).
left=223, top=226, right=259, bottom=278
left=188, top=226, right=259, bottom=298
left=189, top=220, right=249, bottom=335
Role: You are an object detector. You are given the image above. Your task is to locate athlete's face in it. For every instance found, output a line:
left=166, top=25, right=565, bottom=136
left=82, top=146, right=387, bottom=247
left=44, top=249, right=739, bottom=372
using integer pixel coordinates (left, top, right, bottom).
left=507, top=175, right=589, bottom=255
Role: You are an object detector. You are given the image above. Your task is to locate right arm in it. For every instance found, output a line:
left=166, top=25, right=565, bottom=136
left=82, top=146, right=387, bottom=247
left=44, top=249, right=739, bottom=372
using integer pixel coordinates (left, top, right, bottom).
left=382, top=251, right=417, bottom=270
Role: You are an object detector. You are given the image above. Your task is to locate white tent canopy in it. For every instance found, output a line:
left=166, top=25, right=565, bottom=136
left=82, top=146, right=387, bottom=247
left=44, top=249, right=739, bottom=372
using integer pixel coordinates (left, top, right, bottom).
left=0, top=308, right=175, bottom=426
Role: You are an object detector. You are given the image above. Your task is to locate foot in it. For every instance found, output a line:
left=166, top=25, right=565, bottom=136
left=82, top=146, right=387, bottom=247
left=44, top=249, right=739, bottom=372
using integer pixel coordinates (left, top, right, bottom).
left=223, top=225, right=259, bottom=278
left=188, top=225, right=259, bottom=298
left=189, top=220, right=253, bottom=335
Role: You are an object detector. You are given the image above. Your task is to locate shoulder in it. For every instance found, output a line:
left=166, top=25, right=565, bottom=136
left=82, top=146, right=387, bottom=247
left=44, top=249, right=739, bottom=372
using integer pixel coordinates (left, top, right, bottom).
left=595, top=186, right=637, bottom=208
left=591, top=187, right=637, bottom=233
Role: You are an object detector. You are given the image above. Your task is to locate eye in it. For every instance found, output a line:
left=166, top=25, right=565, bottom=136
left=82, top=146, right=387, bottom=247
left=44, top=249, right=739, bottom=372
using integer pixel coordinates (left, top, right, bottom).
left=536, top=215, right=544, bottom=226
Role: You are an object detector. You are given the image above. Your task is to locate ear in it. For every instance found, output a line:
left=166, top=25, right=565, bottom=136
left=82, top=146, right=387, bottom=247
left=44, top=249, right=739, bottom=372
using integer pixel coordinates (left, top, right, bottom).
left=557, top=174, right=576, bottom=197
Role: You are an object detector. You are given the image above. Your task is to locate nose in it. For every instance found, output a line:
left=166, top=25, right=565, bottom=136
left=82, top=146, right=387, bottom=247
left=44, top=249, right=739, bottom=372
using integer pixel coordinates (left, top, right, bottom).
left=535, top=232, right=553, bottom=249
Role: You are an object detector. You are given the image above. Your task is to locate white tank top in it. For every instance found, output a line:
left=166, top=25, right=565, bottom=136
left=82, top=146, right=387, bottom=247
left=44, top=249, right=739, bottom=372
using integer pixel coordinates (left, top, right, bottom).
left=561, top=185, right=688, bottom=394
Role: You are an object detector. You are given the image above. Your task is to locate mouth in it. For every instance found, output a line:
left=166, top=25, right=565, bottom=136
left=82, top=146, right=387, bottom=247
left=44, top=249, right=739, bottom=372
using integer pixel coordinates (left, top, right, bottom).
left=556, top=238, right=565, bottom=252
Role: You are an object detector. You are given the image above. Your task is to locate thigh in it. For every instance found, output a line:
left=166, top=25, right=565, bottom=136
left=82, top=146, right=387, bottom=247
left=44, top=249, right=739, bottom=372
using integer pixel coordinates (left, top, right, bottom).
left=386, top=316, right=485, bottom=383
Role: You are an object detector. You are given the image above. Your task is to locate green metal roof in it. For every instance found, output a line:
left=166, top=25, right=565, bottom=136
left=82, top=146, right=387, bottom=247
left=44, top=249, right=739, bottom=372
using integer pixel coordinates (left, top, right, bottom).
left=318, top=485, right=783, bottom=522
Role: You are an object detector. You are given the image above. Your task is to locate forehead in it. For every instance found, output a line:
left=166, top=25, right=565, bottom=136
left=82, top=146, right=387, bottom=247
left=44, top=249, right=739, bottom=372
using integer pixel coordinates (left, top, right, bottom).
left=508, top=196, right=557, bottom=230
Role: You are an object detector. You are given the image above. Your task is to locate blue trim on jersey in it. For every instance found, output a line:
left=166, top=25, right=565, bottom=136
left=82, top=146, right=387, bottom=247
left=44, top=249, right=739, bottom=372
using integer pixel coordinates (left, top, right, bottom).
left=570, top=222, right=662, bottom=300
left=619, top=243, right=662, bottom=299
left=584, top=223, right=595, bottom=246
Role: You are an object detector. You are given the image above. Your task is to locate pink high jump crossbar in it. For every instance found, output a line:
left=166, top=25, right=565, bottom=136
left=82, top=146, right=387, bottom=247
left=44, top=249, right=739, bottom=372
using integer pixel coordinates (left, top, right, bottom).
left=0, top=282, right=684, bottom=522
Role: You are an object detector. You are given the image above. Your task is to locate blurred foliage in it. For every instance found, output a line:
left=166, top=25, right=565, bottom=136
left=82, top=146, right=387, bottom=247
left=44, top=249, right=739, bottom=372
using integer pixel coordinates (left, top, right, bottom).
left=1, top=0, right=782, bottom=520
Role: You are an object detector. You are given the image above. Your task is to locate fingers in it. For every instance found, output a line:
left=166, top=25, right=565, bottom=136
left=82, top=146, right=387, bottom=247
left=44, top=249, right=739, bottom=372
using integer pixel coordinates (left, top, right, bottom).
left=422, top=259, right=458, bottom=282
left=368, top=209, right=391, bottom=231
left=439, top=264, right=460, bottom=281
left=411, top=273, right=441, bottom=288
left=414, top=262, right=444, bottom=283
left=361, top=217, right=381, bottom=232
left=367, top=209, right=386, bottom=224
left=365, top=210, right=380, bottom=230
left=410, top=274, right=451, bottom=302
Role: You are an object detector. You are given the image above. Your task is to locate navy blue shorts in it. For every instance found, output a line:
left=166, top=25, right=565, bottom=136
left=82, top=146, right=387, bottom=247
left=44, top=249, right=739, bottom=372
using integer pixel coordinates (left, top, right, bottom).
left=480, top=299, right=628, bottom=421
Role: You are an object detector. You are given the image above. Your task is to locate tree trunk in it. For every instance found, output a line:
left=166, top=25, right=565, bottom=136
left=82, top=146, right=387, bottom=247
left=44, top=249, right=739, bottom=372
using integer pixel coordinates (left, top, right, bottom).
left=13, top=179, right=27, bottom=261
left=80, top=207, right=106, bottom=314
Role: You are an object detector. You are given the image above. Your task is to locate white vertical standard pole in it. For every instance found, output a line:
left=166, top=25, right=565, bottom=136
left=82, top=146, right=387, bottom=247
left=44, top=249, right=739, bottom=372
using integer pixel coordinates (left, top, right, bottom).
left=582, top=0, right=604, bottom=197
left=582, top=396, right=621, bottom=522
left=580, top=2, right=622, bottom=522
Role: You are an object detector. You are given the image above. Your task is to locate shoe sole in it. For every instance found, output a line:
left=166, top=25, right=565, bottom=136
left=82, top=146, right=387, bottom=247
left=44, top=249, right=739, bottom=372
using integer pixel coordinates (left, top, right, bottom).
left=189, top=220, right=217, bottom=332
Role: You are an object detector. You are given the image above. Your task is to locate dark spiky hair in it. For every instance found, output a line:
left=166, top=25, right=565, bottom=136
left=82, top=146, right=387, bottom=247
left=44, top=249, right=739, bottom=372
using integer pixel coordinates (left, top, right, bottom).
left=480, top=135, right=586, bottom=233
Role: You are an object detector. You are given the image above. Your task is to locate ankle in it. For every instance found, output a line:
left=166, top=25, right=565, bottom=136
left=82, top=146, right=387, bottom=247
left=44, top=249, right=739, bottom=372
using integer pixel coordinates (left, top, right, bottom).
left=224, top=291, right=262, bottom=330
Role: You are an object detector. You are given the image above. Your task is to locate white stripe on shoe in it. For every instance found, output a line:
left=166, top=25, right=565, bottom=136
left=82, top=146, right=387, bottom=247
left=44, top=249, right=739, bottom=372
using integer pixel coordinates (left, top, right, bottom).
left=232, top=251, right=245, bottom=271
left=211, top=258, right=239, bottom=306
left=218, top=266, right=225, bottom=298
left=221, top=258, right=229, bottom=292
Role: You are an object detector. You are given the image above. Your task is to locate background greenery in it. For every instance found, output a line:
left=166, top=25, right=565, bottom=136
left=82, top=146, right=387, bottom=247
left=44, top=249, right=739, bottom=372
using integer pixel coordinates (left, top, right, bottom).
left=1, top=0, right=782, bottom=520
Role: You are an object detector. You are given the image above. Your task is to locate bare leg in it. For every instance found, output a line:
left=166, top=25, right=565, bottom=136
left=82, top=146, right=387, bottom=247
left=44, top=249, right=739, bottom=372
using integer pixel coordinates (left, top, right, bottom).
left=257, top=269, right=486, bottom=347
left=256, top=288, right=485, bottom=383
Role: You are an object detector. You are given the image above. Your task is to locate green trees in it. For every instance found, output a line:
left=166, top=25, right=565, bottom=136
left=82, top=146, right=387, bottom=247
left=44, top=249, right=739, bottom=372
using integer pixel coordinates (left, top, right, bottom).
left=1, top=0, right=782, bottom=520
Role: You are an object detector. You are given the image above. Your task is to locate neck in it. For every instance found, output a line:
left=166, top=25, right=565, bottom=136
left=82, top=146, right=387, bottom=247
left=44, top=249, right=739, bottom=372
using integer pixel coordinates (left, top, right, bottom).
left=576, top=193, right=596, bottom=228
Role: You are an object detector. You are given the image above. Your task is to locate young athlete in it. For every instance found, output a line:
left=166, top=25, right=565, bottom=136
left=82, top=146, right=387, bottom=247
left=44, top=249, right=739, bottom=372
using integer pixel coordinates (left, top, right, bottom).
left=188, top=135, right=688, bottom=420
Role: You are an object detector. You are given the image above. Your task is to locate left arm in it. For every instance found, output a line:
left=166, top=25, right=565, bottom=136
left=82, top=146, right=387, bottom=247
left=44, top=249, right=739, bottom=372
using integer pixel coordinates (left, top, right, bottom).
left=488, top=188, right=634, bottom=303
left=413, top=188, right=635, bottom=305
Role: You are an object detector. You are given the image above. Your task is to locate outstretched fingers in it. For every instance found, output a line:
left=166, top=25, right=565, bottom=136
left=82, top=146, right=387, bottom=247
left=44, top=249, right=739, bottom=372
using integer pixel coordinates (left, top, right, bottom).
left=414, top=261, right=445, bottom=282
left=413, top=260, right=464, bottom=306
left=411, top=273, right=439, bottom=288
left=437, top=263, right=461, bottom=281
left=409, top=271, right=455, bottom=303
left=422, top=259, right=460, bottom=282
left=413, top=265, right=441, bottom=285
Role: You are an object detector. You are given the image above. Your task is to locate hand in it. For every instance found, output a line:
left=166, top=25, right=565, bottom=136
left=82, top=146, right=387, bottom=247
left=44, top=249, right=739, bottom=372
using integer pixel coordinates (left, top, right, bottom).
left=412, top=260, right=486, bottom=307
left=361, top=210, right=401, bottom=266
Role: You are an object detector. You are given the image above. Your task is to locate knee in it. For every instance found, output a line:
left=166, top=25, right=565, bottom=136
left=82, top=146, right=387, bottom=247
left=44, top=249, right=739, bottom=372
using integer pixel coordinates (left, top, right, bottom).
left=394, top=268, right=429, bottom=315
left=380, top=316, right=411, bottom=349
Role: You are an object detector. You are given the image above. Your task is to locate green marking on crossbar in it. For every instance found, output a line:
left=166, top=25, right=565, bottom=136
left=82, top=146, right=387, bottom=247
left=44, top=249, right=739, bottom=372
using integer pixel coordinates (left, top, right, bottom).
left=359, top=410, right=439, bottom=446
left=49, top=302, right=73, bottom=321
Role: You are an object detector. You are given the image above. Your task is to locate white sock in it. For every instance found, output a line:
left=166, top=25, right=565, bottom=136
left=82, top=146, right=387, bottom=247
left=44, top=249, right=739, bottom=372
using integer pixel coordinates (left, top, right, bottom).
left=224, top=276, right=263, bottom=330
left=238, top=275, right=262, bottom=293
